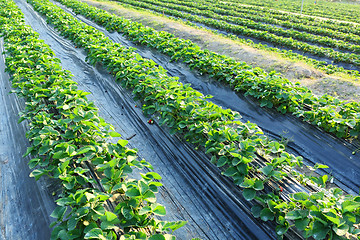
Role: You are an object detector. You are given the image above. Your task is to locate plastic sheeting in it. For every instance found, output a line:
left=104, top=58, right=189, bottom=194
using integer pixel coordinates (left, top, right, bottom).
left=0, top=0, right=358, bottom=239
left=51, top=0, right=360, bottom=194
left=11, top=1, right=282, bottom=239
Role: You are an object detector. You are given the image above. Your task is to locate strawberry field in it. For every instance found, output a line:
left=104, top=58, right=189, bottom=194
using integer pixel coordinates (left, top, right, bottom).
left=111, top=0, right=360, bottom=77
left=0, top=0, right=360, bottom=239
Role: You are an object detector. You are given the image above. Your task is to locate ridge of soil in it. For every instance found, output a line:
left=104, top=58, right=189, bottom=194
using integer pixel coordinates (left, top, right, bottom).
left=81, top=0, right=360, bottom=102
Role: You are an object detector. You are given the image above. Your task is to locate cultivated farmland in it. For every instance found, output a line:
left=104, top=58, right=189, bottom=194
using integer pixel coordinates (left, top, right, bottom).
left=0, top=0, right=359, bottom=239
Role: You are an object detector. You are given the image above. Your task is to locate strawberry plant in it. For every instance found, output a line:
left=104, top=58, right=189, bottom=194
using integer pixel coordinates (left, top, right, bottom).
left=222, top=0, right=360, bottom=24
left=25, top=0, right=360, bottom=238
left=161, top=0, right=360, bottom=45
left=111, top=0, right=360, bottom=66
left=54, top=0, right=360, bottom=140
left=123, top=0, right=360, bottom=78
left=0, top=1, right=186, bottom=239
left=122, top=0, right=360, bottom=54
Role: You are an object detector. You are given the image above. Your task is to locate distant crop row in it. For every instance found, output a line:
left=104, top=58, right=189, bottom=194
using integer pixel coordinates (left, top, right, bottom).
left=155, top=0, right=360, bottom=45
left=114, top=0, right=359, bottom=78
left=220, top=0, right=360, bottom=24
left=0, top=0, right=185, bottom=239
left=198, top=0, right=360, bottom=37
left=114, top=0, right=360, bottom=68
left=174, top=0, right=360, bottom=35
left=28, top=0, right=360, bottom=238
left=138, top=0, right=360, bottom=52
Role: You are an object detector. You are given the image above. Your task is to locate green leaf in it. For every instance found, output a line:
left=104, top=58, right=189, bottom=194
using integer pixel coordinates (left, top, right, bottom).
left=260, top=208, right=274, bottom=222
left=148, top=234, right=166, bottom=240
left=38, top=145, right=51, bottom=155
left=314, top=164, right=329, bottom=169
left=178, top=121, right=187, bottom=129
left=84, top=228, right=105, bottom=239
left=342, top=200, right=360, bottom=213
left=251, top=205, right=263, bottom=218
left=236, top=163, right=248, bottom=175
left=253, top=180, right=264, bottom=190
left=153, top=204, right=166, bottom=216
left=117, top=139, right=128, bottom=147
left=51, top=206, right=67, bottom=220
left=67, top=217, right=78, bottom=231
left=125, top=187, right=141, bottom=197
left=109, top=131, right=121, bottom=137
left=222, top=167, right=237, bottom=177
left=145, top=172, right=162, bottom=180
left=292, top=192, right=309, bottom=201
left=139, top=206, right=152, bottom=215
left=205, top=147, right=216, bottom=154
left=231, top=156, right=242, bottom=166
left=242, top=188, right=256, bottom=201
left=185, top=105, right=194, bottom=114
left=163, top=221, right=187, bottom=232
left=259, top=165, right=273, bottom=176
left=276, top=224, right=289, bottom=236
left=23, top=146, right=34, bottom=157
left=239, top=178, right=254, bottom=188
left=29, top=169, right=47, bottom=180
left=57, top=230, right=70, bottom=240
left=139, top=181, right=149, bottom=194
left=267, top=200, right=278, bottom=213
left=100, top=220, right=117, bottom=231
left=28, top=158, right=41, bottom=169
left=76, top=147, right=92, bottom=155
left=333, top=224, right=349, bottom=236
left=51, top=226, right=62, bottom=240
left=286, top=210, right=309, bottom=220
left=311, top=221, right=329, bottom=240
left=343, top=212, right=356, bottom=224
left=121, top=207, right=133, bottom=220
left=324, top=211, right=340, bottom=225
left=105, top=211, right=118, bottom=222
left=295, top=218, right=310, bottom=231
left=217, top=156, right=228, bottom=167
left=143, top=190, right=156, bottom=203
left=53, top=150, right=67, bottom=159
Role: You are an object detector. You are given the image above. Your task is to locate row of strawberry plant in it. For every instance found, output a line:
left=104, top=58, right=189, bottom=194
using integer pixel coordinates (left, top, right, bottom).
left=201, top=0, right=360, bottom=35
left=0, top=1, right=186, bottom=239
left=199, top=0, right=360, bottom=37
left=152, top=0, right=360, bottom=45
left=55, top=0, right=360, bottom=140
left=29, top=0, right=360, bottom=238
left=107, top=0, right=360, bottom=78
left=224, top=0, right=360, bottom=24
left=114, top=0, right=360, bottom=65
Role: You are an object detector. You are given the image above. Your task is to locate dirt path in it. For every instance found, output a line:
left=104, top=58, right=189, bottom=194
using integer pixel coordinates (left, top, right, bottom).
left=81, top=0, right=360, bottom=102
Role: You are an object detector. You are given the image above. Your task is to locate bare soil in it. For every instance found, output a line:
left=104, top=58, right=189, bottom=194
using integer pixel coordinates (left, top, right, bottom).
left=81, top=0, right=360, bottom=102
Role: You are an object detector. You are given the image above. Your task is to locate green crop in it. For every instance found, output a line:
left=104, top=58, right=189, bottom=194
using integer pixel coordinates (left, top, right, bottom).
left=0, top=1, right=186, bottom=239
left=55, top=0, right=360, bottom=140
left=112, top=0, right=360, bottom=77
left=112, top=0, right=360, bottom=67
left=26, top=0, right=360, bottom=238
